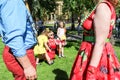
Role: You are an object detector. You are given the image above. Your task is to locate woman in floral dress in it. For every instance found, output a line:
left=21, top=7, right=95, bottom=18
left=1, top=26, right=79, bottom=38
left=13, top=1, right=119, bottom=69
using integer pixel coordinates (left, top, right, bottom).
left=70, top=0, right=120, bottom=80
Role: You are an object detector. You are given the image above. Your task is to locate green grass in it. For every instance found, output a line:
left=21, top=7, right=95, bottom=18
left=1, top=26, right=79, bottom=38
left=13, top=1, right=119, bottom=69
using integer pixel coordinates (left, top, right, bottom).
left=0, top=38, right=120, bottom=80
left=0, top=39, right=78, bottom=80
left=114, top=46, right=120, bottom=62
left=0, top=39, right=14, bottom=80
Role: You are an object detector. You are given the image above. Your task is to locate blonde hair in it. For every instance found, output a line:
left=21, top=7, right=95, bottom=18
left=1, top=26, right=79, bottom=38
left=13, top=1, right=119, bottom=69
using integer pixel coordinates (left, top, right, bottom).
left=41, top=28, right=51, bottom=35
left=59, top=21, right=65, bottom=28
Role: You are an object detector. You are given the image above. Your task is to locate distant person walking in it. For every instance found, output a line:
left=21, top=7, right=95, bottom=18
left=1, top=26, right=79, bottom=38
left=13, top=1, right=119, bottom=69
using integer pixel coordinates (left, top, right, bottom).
left=117, top=16, right=120, bottom=38
left=77, top=16, right=83, bottom=35
left=35, top=17, right=44, bottom=35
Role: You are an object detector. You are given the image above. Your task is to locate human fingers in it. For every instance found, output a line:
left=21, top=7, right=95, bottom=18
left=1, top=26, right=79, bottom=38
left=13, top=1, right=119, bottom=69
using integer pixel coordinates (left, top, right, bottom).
left=27, top=75, right=37, bottom=80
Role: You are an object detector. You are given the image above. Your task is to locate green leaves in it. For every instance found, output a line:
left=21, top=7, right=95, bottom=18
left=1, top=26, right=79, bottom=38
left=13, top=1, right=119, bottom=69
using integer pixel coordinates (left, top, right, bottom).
left=29, top=0, right=57, bottom=19
left=63, top=0, right=95, bottom=16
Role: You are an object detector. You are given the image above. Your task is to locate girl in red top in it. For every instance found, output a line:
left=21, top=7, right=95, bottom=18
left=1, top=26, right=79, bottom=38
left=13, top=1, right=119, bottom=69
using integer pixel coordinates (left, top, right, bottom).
left=47, top=31, right=57, bottom=60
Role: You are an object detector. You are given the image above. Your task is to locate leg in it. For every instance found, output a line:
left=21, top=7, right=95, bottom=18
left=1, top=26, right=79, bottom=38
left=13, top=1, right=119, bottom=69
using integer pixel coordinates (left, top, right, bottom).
left=36, top=57, right=40, bottom=64
left=61, top=46, right=65, bottom=57
left=61, top=41, right=66, bottom=57
left=35, top=54, right=43, bottom=64
left=44, top=53, right=53, bottom=65
left=58, top=43, right=62, bottom=58
left=2, top=46, right=36, bottom=80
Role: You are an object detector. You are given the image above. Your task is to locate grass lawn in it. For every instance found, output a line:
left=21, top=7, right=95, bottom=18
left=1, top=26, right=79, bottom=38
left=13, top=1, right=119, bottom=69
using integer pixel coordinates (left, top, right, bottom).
left=0, top=38, right=120, bottom=80
left=0, top=39, right=78, bottom=80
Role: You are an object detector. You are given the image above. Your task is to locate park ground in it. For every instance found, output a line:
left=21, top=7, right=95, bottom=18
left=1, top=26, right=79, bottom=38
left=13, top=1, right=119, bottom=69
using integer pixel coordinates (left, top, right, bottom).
left=0, top=28, right=120, bottom=80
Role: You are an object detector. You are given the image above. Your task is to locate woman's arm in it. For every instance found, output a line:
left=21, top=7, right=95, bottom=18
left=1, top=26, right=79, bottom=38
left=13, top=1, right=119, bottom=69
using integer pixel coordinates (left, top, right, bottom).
left=44, top=36, right=51, bottom=52
left=89, top=3, right=111, bottom=67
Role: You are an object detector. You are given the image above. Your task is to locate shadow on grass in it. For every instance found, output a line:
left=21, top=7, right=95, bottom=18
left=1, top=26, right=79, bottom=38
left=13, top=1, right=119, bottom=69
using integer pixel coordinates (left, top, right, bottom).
left=115, top=40, right=120, bottom=47
left=53, top=69, right=68, bottom=80
left=65, top=40, right=81, bottom=50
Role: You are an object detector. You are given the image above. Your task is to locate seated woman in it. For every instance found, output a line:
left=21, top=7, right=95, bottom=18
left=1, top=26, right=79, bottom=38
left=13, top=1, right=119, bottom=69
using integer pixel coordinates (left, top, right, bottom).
left=34, top=28, right=53, bottom=65
left=47, top=31, right=57, bottom=60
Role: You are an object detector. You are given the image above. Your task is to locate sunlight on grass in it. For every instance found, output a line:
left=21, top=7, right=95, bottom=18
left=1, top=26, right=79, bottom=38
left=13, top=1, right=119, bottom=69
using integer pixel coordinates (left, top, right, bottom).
left=0, top=38, right=78, bottom=80
left=0, top=38, right=120, bottom=80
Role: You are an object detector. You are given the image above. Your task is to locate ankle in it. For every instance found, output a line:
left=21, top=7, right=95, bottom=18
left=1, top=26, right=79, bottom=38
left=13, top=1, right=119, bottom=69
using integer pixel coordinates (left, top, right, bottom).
left=59, top=54, right=61, bottom=57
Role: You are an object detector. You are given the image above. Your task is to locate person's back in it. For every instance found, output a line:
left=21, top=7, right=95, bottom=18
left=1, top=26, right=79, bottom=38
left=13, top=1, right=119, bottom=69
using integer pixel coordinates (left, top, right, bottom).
left=38, top=35, right=48, bottom=51
left=34, top=34, right=48, bottom=55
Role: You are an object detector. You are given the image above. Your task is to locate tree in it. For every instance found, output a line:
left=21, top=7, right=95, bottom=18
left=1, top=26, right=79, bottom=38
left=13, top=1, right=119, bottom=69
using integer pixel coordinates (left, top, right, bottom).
left=27, top=0, right=57, bottom=20
left=116, top=2, right=120, bottom=15
left=63, top=0, right=95, bottom=30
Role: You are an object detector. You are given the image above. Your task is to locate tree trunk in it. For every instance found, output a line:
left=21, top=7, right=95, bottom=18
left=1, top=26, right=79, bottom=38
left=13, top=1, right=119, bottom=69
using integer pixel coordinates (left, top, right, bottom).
left=71, top=12, right=75, bottom=30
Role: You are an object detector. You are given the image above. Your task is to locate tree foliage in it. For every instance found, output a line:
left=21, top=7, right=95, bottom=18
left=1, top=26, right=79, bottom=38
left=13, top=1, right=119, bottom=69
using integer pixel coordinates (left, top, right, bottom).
left=28, top=0, right=57, bottom=20
left=27, top=0, right=120, bottom=20
left=116, top=2, right=120, bottom=16
left=63, top=0, right=95, bottom=16
left=62, top=0, right=95, bottom=30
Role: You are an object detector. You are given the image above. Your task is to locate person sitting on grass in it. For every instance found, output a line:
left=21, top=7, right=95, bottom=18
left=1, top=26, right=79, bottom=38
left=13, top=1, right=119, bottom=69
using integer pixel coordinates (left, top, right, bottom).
left=47, top=31, right=57, bottom=61
left=34, top=28, right=53, bottom=65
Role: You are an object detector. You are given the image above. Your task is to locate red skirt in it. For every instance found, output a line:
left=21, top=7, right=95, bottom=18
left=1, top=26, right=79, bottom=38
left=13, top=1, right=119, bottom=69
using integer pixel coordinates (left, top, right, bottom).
left=70, top=42, right=120, bottom=80
left=56, top=39, right=67, bottom=46
left=47, top=50, right=56, bottom=60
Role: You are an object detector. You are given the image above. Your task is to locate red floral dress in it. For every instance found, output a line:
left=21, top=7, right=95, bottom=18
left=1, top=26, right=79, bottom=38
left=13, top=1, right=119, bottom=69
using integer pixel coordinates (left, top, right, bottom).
left=70, top=1, right=120, bottom=80
left=47, top=38, right=57, bottom=60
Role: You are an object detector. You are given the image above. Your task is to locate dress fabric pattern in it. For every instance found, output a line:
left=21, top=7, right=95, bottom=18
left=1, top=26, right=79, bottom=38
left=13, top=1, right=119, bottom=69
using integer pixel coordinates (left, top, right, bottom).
left=70, top=1, right=120, bottom=80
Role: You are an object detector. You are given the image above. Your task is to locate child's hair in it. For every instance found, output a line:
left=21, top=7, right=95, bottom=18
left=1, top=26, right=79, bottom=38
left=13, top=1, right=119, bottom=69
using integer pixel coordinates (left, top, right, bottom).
left=49, top=30, right=54, bottom=34
left=41, top=28, right=51, bottom=35
left=48, top=30, right=54, bottom=37
left=58, top=21, right=65, bottom=28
